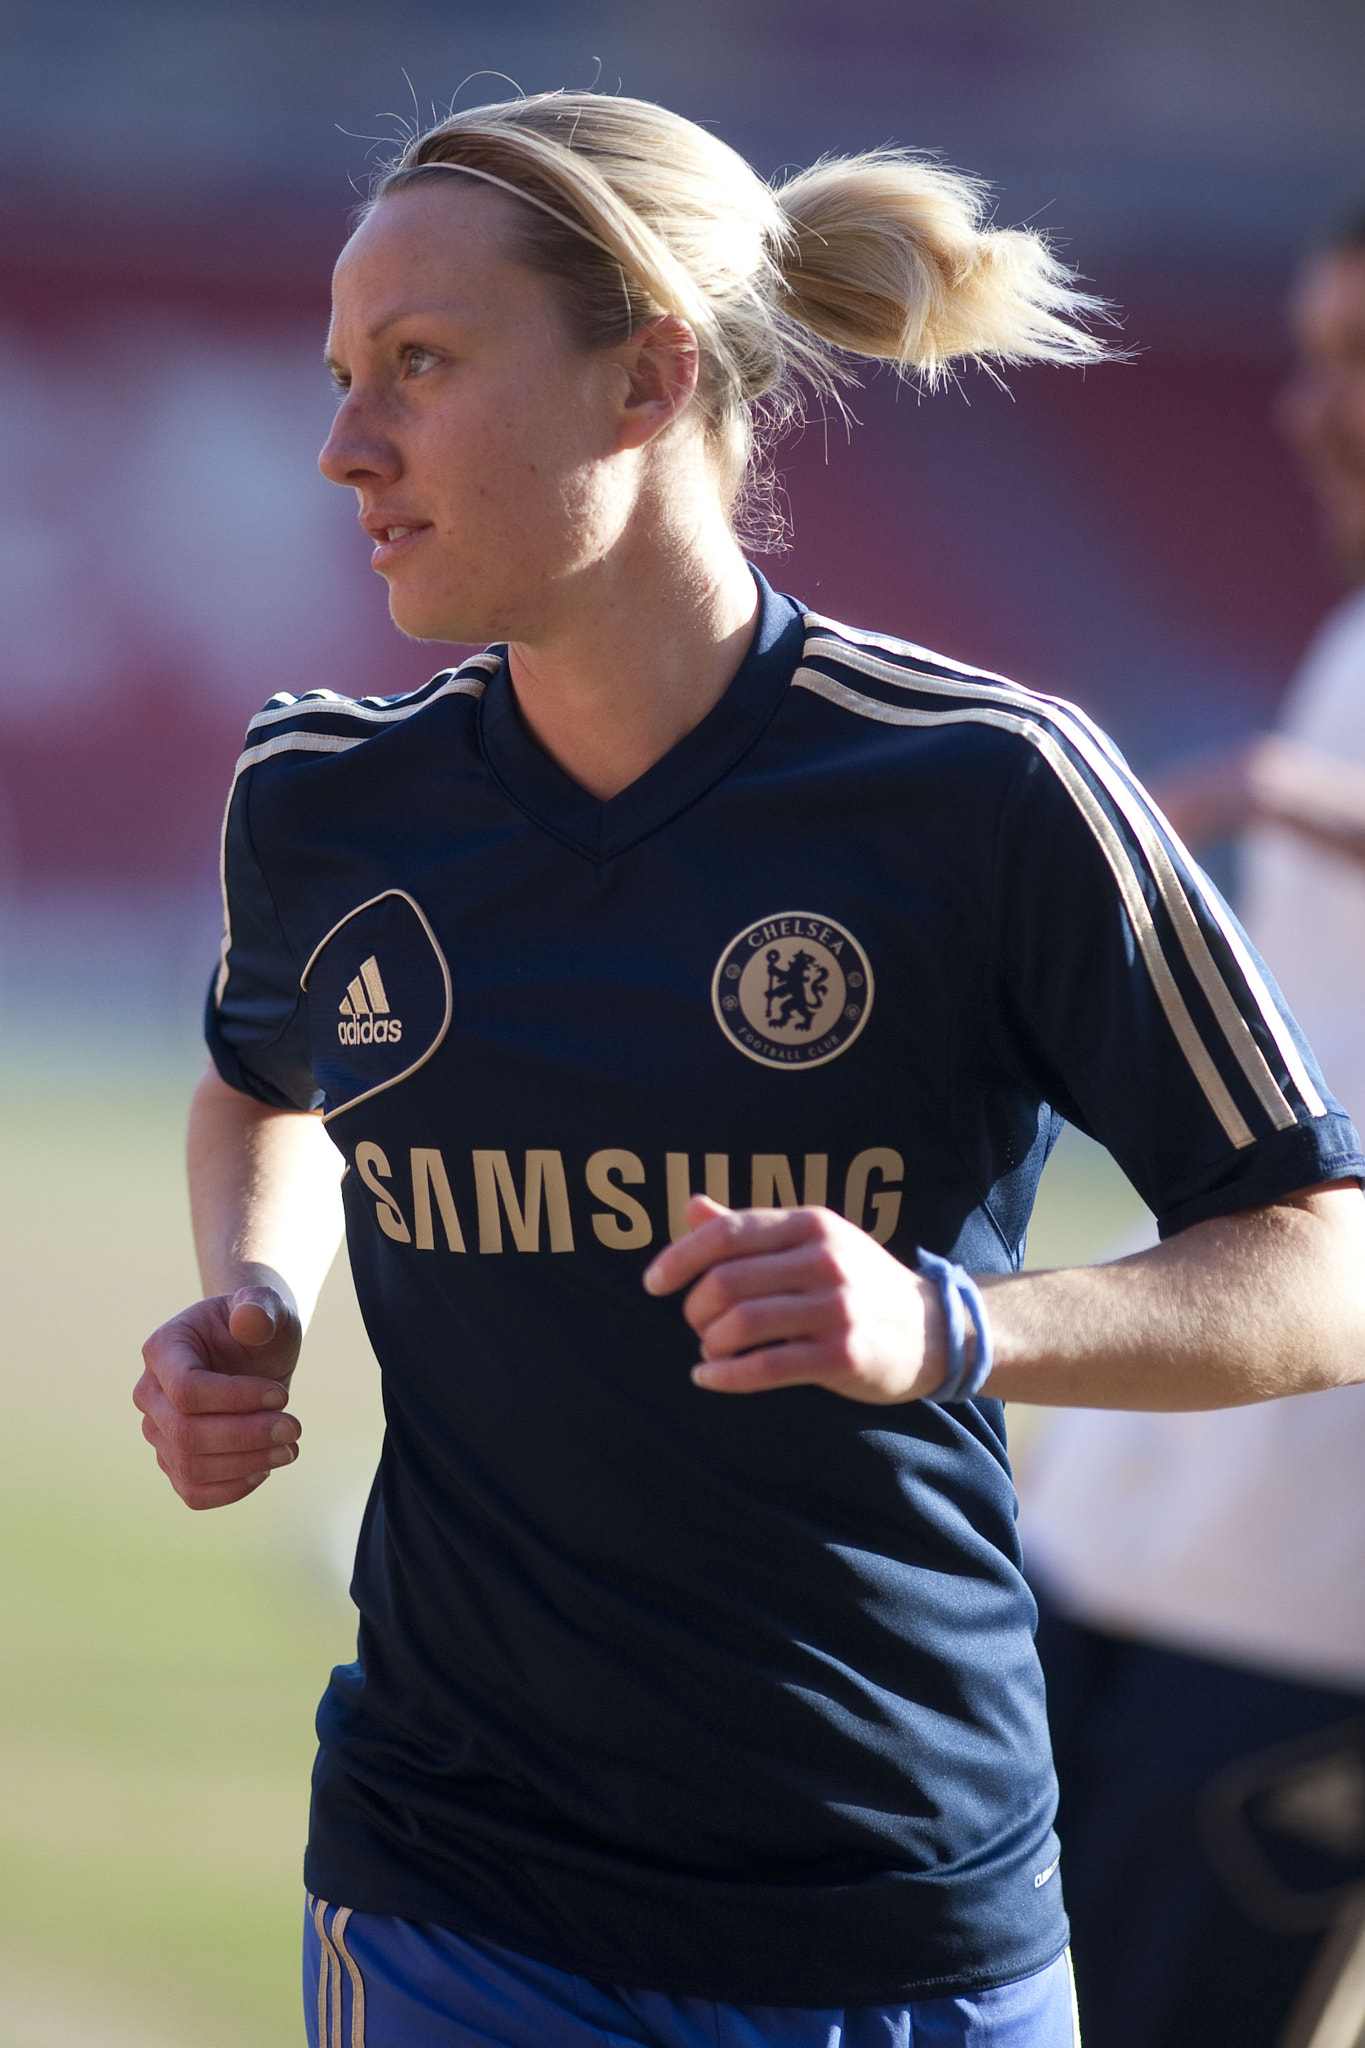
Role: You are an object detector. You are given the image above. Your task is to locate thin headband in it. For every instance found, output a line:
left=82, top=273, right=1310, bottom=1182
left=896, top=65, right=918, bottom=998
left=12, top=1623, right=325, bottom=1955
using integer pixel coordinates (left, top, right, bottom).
left=393, top=158, right=621, bottom=266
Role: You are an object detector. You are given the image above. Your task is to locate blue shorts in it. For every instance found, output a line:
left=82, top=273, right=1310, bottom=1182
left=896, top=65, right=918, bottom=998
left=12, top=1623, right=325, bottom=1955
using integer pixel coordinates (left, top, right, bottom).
left=304, top=1895, right=1080, bottom=2047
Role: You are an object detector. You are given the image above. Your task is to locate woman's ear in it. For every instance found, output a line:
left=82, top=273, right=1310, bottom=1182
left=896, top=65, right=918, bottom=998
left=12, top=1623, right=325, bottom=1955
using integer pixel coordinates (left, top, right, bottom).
left=614, top=316, right=701, bottom=449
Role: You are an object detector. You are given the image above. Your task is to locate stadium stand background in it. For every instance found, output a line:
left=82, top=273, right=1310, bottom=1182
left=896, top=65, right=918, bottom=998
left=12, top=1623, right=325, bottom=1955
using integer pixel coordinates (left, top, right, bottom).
left=1, top=0, right=1362, bottom=1046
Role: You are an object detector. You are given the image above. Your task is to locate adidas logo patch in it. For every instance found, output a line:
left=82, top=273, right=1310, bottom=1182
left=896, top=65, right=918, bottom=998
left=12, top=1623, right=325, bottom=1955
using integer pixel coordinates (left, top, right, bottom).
left=337, top=955, right=403, bottom=1046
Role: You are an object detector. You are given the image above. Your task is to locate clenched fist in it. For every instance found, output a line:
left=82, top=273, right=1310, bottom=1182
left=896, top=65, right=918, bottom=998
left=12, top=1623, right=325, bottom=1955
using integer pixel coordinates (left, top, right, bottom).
left=135, top=1286, right=303, bottom=1509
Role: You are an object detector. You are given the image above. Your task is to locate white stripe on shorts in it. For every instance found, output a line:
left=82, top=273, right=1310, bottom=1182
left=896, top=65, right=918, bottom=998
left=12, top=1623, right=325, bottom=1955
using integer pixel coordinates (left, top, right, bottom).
left=310, top=1895, right=367, bottom=2048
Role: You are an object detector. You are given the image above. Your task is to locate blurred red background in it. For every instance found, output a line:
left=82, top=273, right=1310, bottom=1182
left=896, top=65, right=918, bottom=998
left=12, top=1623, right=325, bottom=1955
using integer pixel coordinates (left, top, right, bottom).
left=0, top=0, right=1357, bottom=903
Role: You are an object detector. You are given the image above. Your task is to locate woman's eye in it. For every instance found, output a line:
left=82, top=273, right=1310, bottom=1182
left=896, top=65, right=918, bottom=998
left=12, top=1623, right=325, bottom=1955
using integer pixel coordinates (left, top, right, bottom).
left=403, top=346, right=439, bottom=377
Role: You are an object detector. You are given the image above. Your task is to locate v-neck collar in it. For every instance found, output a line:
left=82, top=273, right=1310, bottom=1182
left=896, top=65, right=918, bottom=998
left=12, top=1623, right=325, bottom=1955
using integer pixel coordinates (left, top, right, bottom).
left=477, top=571, right=806, bottom=862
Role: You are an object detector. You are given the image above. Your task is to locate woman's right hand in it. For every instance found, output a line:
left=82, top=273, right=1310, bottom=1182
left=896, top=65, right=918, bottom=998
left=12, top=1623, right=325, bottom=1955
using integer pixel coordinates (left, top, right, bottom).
left=134, top=1286, right=303, bottom=1510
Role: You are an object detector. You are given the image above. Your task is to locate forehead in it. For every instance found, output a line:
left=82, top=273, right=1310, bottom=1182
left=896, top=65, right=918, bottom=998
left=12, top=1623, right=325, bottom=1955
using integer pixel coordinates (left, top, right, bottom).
left=329, top=181, right=546, bottom=331
left=1289, top=248, right=1365, bottom=348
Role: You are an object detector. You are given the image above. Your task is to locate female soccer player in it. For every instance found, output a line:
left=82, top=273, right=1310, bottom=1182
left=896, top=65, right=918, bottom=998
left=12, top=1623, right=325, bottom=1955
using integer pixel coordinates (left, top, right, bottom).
left=136, top=92, right=1365, bottom=2048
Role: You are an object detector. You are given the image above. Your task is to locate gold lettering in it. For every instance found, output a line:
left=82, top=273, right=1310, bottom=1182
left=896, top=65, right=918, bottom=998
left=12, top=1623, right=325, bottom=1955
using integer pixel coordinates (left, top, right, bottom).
left=411, top=1147, right=466, bottom=1252
left=748, top=1156, right=829, bottom=1209
left=843, top=1147, right=904, bottom=1245
left=585, top=1150, right=653, bottom=1250
left=354, top=1141, right=411, bottom=1244
left=472, top=1150, right=575, bottom=1254
left=665, top=1153, right=731, bottom=1240
left=751, top=1154, right=798, bottom=1209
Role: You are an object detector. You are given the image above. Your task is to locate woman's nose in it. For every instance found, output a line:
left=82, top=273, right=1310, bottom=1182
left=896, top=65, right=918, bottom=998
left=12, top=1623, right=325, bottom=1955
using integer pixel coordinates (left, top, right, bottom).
left=318, top=394, right=400, bottom=489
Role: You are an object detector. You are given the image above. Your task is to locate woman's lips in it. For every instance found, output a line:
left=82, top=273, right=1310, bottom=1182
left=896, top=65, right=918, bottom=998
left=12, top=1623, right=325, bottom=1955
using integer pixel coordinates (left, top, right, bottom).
left=367, top=521, right=432, bottom=570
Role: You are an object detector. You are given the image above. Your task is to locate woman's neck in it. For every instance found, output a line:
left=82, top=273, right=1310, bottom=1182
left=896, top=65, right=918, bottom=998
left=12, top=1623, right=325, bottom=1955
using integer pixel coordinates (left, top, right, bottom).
left=504, top=511, right=760, bottom=802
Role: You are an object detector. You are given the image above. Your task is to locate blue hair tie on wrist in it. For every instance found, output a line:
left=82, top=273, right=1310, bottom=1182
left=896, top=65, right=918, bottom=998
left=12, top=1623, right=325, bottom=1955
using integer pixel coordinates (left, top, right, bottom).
left=915, top=1248, right=994, bottom=1402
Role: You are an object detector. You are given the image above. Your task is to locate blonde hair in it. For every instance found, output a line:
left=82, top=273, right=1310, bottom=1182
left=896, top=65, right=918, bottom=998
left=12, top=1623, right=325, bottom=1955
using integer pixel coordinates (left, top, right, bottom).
left=372, top=92, right=1106, bottom=535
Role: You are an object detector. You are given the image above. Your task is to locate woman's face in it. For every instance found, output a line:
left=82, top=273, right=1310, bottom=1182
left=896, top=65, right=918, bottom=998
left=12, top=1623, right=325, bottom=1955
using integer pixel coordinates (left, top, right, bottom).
left=1279, top=247, right=1365, bottom=579
left=320, top=181, right=641, bottom=646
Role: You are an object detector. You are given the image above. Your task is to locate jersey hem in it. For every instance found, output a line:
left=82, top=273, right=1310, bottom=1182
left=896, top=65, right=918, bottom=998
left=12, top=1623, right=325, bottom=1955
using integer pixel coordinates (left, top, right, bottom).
left=1155, top=1123, right=1365, bottom=1239
left=298, top=1856, right=1071, bottom=2005
left=204, top=982, right=318, bottom=1112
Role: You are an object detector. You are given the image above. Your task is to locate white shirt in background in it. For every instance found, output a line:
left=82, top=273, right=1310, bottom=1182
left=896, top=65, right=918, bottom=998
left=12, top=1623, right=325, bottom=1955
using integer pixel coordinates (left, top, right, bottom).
left=1019, top=586, right=1365, bottom=1694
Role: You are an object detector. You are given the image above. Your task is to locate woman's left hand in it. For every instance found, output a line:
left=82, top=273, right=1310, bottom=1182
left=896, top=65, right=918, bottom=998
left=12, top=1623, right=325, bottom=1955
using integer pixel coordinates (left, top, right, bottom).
left=643, top=1196, right=948, bottom=1403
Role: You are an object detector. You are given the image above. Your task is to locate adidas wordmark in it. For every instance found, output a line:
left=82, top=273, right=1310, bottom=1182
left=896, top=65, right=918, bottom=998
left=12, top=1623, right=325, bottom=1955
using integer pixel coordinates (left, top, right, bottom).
left=338, top=955, right=403, bottom=1046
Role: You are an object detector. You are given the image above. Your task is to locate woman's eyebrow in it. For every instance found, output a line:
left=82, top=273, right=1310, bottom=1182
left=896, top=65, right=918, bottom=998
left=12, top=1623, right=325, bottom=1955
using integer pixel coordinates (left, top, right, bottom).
left=364, top=303, right=468, bottom=341
left=322, top=304, right=479, bottom=375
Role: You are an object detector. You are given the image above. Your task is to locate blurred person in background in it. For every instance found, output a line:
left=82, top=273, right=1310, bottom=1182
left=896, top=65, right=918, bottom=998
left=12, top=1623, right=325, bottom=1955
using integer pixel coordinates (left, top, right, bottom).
left=1020, top=214, right=1365, bottom=2048
left=132, top=92, right=1365, bottom=2048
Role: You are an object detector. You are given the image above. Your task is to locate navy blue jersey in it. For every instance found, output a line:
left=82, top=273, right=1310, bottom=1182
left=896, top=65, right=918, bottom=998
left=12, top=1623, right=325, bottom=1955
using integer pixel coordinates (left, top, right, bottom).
left=208, top=575, right=1362, bottom=2004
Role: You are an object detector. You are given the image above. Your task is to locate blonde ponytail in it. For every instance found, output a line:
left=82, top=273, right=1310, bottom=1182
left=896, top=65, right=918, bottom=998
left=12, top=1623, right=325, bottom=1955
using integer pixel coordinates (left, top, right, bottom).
left=372, top=93, right=1108, bottom=530
left=773, top=154, right=1105, bottom=386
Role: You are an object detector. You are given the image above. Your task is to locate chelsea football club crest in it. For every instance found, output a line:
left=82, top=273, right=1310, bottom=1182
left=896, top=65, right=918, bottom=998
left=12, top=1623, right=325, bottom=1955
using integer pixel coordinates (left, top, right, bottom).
left=711, top=911, right=874, bottom=1069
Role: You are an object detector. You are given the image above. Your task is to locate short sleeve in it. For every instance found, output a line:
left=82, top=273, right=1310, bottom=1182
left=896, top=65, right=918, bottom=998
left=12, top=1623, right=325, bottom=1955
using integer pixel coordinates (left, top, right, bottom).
left=205, top=763, right=321, bottom=1113
left=989, top=732, right=1365, bottom=1238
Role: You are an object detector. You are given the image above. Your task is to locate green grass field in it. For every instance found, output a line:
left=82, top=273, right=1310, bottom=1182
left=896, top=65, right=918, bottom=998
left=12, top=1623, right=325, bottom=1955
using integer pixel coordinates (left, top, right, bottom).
left=0, top=1042, right=1150, bottom=2046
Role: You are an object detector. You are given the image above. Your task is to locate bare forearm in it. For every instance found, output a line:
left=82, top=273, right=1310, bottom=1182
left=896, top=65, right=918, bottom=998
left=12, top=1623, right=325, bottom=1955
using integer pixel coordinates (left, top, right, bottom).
left=188, top=1066, right=346, bottom=1327
left=1245, top=734, right=1365, bottom=864
left=1151, top=736, right=1365, bottom=865
left=981, top=1184, right=1365, bottom=1408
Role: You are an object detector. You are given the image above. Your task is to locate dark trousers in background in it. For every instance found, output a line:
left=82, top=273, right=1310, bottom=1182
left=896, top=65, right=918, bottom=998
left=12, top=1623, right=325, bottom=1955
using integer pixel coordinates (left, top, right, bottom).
left=1032, top=1589, right=1365, bottom=2048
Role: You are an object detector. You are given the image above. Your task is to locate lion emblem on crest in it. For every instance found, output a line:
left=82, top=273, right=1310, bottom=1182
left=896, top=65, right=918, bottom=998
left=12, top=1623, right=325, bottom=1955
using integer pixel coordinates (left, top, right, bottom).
left=711, top=912, right=874, bottom=1070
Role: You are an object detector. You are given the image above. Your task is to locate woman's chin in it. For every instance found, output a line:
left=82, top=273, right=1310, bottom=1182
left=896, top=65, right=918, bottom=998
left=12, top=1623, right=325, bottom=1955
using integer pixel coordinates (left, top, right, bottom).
left=387, top=589, right=482, bottom=647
